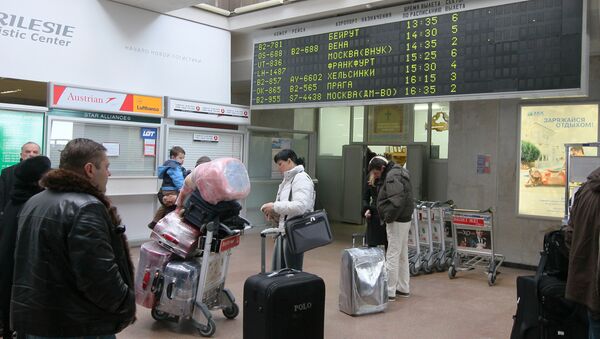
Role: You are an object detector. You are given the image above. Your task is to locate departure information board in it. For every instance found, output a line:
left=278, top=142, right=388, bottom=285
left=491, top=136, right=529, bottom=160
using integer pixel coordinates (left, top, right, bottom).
left=251, top=0, right=586, bottom=109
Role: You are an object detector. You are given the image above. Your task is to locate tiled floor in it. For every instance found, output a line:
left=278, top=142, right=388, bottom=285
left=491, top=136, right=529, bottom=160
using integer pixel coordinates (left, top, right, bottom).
left=120, top=223, right=530, bottom=339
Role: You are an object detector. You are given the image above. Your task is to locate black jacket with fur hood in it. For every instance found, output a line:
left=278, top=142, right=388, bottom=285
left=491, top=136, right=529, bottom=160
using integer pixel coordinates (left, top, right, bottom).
left=11, top=169, right=136, bottom=336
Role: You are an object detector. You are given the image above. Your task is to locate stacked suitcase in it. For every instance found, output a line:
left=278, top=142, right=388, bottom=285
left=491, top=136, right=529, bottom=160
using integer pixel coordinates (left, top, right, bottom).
left=135, top=157, right=251, bottom=337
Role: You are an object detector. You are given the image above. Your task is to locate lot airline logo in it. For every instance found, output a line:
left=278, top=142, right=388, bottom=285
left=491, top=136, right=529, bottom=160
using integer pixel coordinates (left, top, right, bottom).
left=53, top=85, right=163, bottom=115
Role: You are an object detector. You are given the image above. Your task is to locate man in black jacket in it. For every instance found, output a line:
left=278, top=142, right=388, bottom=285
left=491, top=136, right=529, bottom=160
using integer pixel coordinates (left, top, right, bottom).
left=367, top=156, right=414, bottom=301
left=0, top=141, right=40, bottom=222
left=0, top=155, right=50, bottom=339
left=11, top=138, right=135, bottom=338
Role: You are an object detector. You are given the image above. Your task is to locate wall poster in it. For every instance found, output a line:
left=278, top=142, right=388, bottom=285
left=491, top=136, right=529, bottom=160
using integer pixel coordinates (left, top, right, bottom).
left=0, top=110, right=44, bottom=170
left=518, top=104, right=598, bottom=218
left=271, top=138, right=292, bottom=179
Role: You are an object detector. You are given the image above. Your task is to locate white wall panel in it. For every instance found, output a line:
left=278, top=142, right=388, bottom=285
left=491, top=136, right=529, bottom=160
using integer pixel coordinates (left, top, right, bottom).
left=0, top=0, right=230, bottom=102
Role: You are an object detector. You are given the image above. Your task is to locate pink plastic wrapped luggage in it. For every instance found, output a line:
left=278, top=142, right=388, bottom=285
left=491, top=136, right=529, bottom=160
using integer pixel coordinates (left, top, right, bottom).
left=135, top=241, right=174, bottom=308
left=151, top=211, right=202, bottom=258
left=193, top=157, right=250, bottom=205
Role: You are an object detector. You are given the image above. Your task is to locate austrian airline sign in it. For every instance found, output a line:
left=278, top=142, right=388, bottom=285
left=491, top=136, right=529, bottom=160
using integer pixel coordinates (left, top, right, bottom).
left=50, top=84, right=163, bottom=116
left=166, top=98, right=250, bottom=125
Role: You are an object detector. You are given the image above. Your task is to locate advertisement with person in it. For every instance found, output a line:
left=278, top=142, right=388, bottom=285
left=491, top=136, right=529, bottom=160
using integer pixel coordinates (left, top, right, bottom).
left=456, top=228, right=491, bottom=253
left=519, top=104, right=598, bottom=218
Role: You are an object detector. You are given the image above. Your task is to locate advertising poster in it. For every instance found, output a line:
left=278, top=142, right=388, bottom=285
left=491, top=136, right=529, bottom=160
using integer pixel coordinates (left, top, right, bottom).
left=271, top=138, right=292, bottom=179
left=0, top=110, right=44, bottom=170
left=456, top=228, right=492, bottom=253
left=519, top=105, right=598, bottom=218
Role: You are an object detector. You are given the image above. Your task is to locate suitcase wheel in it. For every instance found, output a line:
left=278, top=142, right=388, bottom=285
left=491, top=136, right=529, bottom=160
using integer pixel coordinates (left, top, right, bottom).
left=448, top=265, right=457, bottom=279
left=197, top=319, right=216, bottom=337
left=487, top=272, right=497, bottom=286
left=222, top=303, right=239, bottom=319
left=151, top=308, right=169, bottom=321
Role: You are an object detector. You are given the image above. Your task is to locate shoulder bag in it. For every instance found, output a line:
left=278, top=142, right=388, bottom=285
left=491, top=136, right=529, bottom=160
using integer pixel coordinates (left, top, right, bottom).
left=283, top=174, right=332, bottom=254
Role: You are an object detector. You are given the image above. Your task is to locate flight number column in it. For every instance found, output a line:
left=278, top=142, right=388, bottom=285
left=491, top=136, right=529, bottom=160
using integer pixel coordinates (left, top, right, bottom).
left=253, top=41, right=286, bottom=105
left=403, top=16, right=439, bottom=97
left=288, top=41, right=322, bottom=103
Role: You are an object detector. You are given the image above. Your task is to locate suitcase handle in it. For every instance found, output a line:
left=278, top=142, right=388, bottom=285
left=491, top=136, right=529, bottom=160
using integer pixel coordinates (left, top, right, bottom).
left=151, top=270, right=163, bottom=296
left=267, top=268, right=301, bottom=277
left=166, top=281, right=175, bottom=299
left=260, top=228, right=285, bottom=273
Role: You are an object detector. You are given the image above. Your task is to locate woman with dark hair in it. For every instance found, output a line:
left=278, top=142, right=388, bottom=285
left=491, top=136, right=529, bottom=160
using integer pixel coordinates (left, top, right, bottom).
left=0, top=155, right=51, bottom=339
left=261, top=149, right=315, bottom=271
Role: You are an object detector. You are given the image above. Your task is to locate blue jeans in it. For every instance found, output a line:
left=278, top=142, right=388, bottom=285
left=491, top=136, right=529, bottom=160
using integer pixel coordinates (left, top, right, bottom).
left=589, top=310, right=600, bottom=339
left=25, top=336, right=116, bottom=339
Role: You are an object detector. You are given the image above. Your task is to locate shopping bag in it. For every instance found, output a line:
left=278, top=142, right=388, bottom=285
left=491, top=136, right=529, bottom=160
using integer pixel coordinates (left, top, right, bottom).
left=284, top=210, right=332, bottom=254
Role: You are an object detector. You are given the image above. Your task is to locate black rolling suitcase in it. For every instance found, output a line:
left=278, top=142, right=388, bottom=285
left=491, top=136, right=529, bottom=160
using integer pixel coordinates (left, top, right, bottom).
left=243, top=229, right=325, bottom=339
left=511, top=244, right=588, bottom=339
left=510, top=275, right=540, bottom=339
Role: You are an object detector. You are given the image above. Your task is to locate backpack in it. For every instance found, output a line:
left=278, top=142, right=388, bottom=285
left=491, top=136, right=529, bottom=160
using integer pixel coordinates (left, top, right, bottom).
left=542, top=228, right=569, bottom=281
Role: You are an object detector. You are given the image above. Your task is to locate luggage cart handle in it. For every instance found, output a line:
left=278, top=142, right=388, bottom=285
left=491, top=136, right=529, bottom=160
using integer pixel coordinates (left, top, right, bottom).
left=451, top=207, right=493, bottom=214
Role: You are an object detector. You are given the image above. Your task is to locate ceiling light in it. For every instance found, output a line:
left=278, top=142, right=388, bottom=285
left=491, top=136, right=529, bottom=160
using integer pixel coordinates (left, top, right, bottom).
left=0, top=89, right=22, bottom=95
left=194, top=3, right=231, bottom=16
left=233, top=0, right=284, bottom=15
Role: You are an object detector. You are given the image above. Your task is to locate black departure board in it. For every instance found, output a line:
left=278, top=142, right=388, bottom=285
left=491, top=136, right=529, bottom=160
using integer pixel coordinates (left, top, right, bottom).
left=251, top=0, right=585, bottom=108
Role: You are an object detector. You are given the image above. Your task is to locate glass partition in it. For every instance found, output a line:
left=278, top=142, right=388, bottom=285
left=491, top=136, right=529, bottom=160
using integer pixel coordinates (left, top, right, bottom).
left=48, top=114, right=158, bottom=176
left=352, top=106, right=365, bottom=143
left=246, top=129, right=312, bottom=226
left=319, top=106, right=350, bottom=156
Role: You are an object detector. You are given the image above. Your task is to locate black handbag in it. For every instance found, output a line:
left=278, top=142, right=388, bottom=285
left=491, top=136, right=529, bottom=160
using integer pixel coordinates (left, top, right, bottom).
left=285, top=209, right=332, bottom=254
left=280, top=173, right=332, bottom=254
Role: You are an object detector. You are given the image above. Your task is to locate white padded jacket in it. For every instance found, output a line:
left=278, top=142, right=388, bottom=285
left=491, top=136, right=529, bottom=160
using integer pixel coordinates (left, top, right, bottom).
left=273, top=165, right=315, bottom=229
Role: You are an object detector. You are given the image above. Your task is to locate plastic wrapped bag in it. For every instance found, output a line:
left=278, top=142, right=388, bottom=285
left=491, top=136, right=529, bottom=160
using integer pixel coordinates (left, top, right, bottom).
left=193, top=157, right=250, bottom=204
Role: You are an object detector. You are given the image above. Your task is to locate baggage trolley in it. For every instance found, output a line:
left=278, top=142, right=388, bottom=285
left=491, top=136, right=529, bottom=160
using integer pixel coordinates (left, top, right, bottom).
left=408, top=205, right=424, bottom=276
left=151, top=220, right=243, bottom=337
left=447, top=208, right=504, bottom=286
left=425, top=200, right=455, bottom=272
left=411, top=200, right=454, bottom=274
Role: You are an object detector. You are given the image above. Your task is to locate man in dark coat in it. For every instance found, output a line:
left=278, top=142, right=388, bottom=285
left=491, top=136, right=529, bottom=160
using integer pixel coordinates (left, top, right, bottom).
left=0, top=142, right=40, bottom=222
left=10, top=138, right=135, bottom=337
left=368, top=156, right=414, bottom=301
left=0, top=155, right=50, bottom=339
left=566, top=166, right=600, bottom=338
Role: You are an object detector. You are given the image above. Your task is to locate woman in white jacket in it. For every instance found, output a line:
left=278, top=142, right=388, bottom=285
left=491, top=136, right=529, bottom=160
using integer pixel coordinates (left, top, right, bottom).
left=261, top=149, right=315, bottom=270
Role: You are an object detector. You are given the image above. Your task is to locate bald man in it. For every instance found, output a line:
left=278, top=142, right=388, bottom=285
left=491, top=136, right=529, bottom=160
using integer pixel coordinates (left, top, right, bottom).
left=0, top=142, right=41, bottom=221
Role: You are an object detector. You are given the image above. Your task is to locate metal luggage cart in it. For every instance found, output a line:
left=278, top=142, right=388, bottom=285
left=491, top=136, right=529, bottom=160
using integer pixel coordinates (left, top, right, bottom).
left=410, top=200, right=454, bottom=275
left=151, top=220, right=244, bottom=337
left=427, top=200, right=455, bottom=272
left=408, top=205, right=424, bottom=276
left=447, top=208, right=504, bottom=286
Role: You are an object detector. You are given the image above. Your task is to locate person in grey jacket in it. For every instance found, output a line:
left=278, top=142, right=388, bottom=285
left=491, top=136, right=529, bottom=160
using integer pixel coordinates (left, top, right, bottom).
left=367, top=156, right=414, bottom=301
left=261, top=149, right=315, bottom=271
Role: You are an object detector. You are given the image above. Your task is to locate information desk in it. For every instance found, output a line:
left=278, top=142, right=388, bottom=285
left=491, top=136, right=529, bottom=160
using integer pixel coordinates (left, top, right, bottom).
left=251, top=0, right=586, bottom=108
